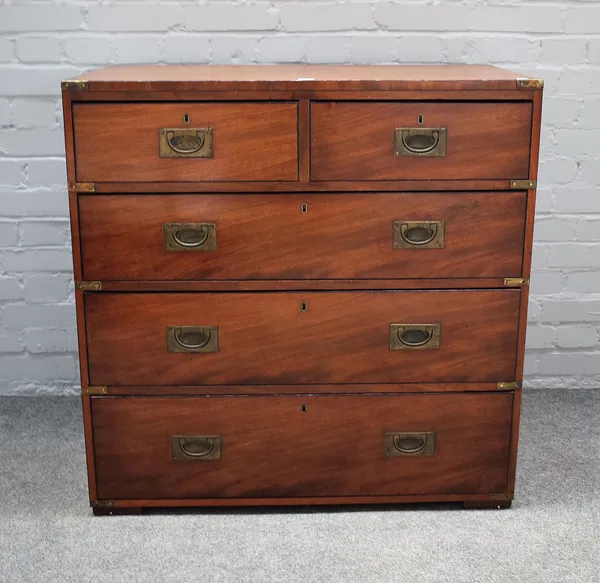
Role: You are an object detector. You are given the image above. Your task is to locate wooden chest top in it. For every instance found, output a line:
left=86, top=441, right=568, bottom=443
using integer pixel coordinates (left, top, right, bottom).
left=63, top=63, right=544, bottom=92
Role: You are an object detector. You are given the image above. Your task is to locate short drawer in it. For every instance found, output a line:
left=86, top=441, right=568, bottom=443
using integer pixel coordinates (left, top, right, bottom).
left=72, top=102, right=298, bottom=182
left=79, top=192, right=526, bottom=281
left=310, top=101, right=532, bottom=181
left=85, top=290, right=520, bottom=386
left=92, top=393, right=513, bottom=500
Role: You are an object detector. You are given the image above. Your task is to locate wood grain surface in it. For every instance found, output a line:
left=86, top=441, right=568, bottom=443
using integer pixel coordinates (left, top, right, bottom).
left=73, top=102, right=298, bottom=182
left=92, top=393, right=513, bottom=499
left=311, top=101, right=532, bottom=181
left=79, top=192, right=526, bottom=281
left=66, top=64, right=534, bottom=92
left=85, top=290, right=520, bottom=386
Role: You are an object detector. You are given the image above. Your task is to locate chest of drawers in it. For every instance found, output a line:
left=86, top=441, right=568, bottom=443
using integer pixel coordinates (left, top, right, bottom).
left=61, top=65, right=543, bottom=514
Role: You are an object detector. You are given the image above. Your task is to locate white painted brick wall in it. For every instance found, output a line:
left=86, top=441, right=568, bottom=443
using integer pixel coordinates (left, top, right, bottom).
left=0, top=0, right=599, bottom=394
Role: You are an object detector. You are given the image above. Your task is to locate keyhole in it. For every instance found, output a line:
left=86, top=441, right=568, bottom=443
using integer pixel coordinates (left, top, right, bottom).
left=418, top=114, right=423, bottom=124
left=183, top=113, right=190, bottom=124
left=301, top=404, right=307, bottom=412
left=301, top=302, right=308, bottom=312
left=301, top=202, right=308, bottom=214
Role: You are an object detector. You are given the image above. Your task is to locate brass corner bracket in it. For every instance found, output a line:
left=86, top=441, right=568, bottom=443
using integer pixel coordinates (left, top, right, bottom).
left=503, top=278, right=529, bottom=288
left=510, top=179, right=537, bottom=190
left=497, top=381, right=521, bottom=390
left=62, top=80, right=89, bottom=90
left=75, top=281, right=102, bottom=291
left=516, top=78, right=544, bottom=90
left=490, top=493, right=512, bottom=501
left=82, top=386, right=108, bottom=396
left=68, top=182, right=95, bottom=193
left=92, top=500, right=115, bottom=508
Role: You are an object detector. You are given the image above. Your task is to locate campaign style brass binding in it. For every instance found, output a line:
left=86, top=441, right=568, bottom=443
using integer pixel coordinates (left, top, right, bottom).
left=75, top=281, right=102, bottom=291
left=490, top=493, right=512, bottom=501
left=68, top=182, right=95, bottom=192
left=516, top=78, right=544, bottom=90
left=393, top=220, right=445, bottom=249
left=82, top=386, right=108, bottom=396
left=510, top=179, right=537, bottom=189
left=158, top=128, right=214, bottom=158
left=503, top=278, right=529, bottom=288
left=394, top=127, right=447, bottom=157
left=385, top=432, right=435, bottom=457
left=172, top=436, right=222, bottom=460
left=390, top=324, right=441, bottom=350
left=166, top=326, right=219, bottom=353
left=164, top=222, right=217, bottom=251
left=62, top=80, right=89, bottom=90
left=497, top=382, right=521, bottom=390
left=93, top=500, right=115, bottom=508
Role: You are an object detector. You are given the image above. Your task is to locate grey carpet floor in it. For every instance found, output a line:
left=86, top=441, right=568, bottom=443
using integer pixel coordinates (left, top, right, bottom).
left=0, top=390, right=598, bottom=583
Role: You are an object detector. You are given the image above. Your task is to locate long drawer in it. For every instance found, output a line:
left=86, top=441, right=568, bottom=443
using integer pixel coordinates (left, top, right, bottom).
left=85, top=290, right=520, bottom=386
left=79, top=192, right=526, bottom=281
left=311, top=101, right=532, bottom=181
left=92, top=393, right=513, bottom=500
left=72, top=102, right=299, bottom=183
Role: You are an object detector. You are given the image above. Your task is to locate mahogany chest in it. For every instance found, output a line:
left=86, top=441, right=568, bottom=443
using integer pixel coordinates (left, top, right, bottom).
left=61, top=65, right=543, bottom=514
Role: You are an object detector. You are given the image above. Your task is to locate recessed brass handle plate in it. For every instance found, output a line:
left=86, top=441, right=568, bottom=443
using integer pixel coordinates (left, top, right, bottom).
left=394, top=127, right=447, bottom=157
left=390, top=324, right=440, bottom=350
left=172, top=435, right=222, bottom=460
left=167, top=326, right=219, bottom=353
left=164, top=222, right=217, bottom=252
left=385, top=432, right=435, bottom=457
left=393, top=220, right=445, bottom=249
left=158, top=127, right=214, bottom=158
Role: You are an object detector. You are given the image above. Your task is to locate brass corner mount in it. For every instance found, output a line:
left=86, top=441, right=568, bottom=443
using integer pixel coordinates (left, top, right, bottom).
left=516, top=78, right=544, bottom=90
left=62, top=80, right=89, bottom=90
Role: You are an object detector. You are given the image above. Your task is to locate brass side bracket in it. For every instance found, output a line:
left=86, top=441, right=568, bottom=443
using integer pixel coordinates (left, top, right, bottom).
left=62, top=80, right=89, bottom=90
left=75, top=281, right=102, bottom=291
left=497, top=381, right=521, bottom=390
left=68, top=182, right=95, bottom=192
left=82, top=386, right=108, bottom=396
left=510, top=179, right=536, bottom=189
left=503, top=277, right=529, bottom=288
left=516, top=78, right=544, bottom=90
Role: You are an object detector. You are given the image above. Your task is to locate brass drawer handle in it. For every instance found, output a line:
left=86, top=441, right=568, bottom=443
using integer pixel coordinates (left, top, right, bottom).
left=158, top=128, right=214, bottom=158
left=386, top=432, right=435, bottom=457
left=167, top=326, right=219, bottom=353
left=164, top=222, right=217, bottom=251
left=393, top=220, right=445, bottom=249
left=390, top=324, right=440, bottom=350
left=167, top=130, right=205, bottom=154
left=172, top=435, right=222, bottom=460
left=394, top=128, right=447, bottom=157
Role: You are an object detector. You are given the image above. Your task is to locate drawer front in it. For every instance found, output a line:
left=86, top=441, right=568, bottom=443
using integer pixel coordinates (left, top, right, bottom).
left=73, top=102, right=298, bottom=182
left=79, top=192, right=526, bottom=281
left=311, top=102, right=532, bottom=181
left=92, top=393, right=513, bottom=499
left=85, top=290, right=520, bottom=386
